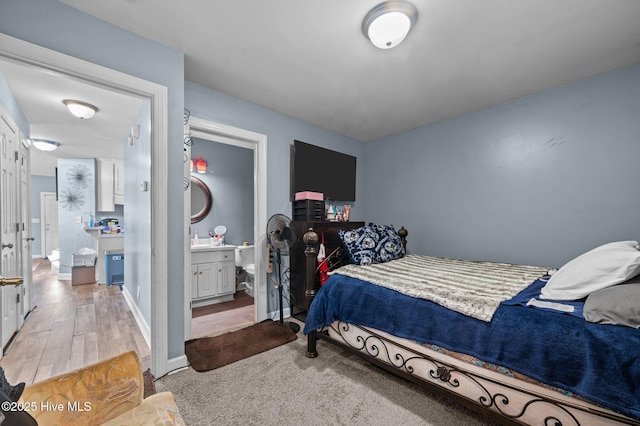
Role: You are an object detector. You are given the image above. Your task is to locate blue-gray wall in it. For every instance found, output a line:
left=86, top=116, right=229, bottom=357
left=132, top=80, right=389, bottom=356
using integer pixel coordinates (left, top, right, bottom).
left=190, top=138, right=254, bottom=246
left=124, top=100, right=151, bottom=325
left=56, top=158, right=96, bottom=273
left=185, top=81, right=367, bottom=314
left=30, top=175, right=56, bottom=258
left=365, top=63, right=640, bottom=268
left=1, top=0, right=185, bottom=360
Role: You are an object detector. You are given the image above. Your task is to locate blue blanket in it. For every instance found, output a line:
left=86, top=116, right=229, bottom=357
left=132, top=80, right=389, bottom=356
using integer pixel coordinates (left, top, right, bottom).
left=304, top=274, right=640, bottom=420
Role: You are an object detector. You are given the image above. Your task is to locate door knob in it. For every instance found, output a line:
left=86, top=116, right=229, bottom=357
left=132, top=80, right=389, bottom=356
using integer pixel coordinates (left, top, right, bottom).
left=2, top=243, right=13, bottom=249
left=0, top=277, right=22, bottom=286
left=26, top=237, right=35, bottom=241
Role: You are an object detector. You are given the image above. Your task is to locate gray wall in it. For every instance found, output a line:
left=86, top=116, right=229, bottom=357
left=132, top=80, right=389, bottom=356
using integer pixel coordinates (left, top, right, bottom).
left=30, top=175, right=56, bottom=258
left=365, top=63, right=640, bottom=268
left=124, top=99, right=151, bottom=324
left=190, top=138, right=254, bottom=246
left=185, top=81, right=368, bottom=312
left=56, top=158, right=96, bottom=273
left=1, top=0, right=186, bottom=360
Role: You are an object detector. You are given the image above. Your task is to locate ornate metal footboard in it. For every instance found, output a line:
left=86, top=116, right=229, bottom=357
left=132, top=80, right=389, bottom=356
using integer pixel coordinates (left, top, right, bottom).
left=317, top=321, right=638, bottom=426
left=301, top=228, right=639, bottom=426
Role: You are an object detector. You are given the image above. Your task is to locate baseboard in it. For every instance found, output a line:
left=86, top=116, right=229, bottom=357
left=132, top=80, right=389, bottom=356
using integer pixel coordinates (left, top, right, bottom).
left=121, top=286, right=151, bottom=349
left=267, top=306, right=291, bottom=321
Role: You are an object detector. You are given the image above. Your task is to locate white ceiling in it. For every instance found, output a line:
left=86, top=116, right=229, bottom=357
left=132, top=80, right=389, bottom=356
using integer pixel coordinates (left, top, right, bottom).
left=2, top=0, right=640, bottom=175
left=57, top=0, right=640, bottom=142
left=0, top=58, right=143, bottom=176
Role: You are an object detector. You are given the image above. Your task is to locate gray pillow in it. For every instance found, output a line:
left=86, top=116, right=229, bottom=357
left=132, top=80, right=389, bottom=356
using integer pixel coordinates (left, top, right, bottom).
left=583, top=277, right=640, bottom=328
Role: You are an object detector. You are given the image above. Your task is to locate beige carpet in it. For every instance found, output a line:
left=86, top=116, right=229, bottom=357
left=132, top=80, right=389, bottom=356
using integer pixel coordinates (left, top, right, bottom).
left=157, top=324, right=500, bottom=426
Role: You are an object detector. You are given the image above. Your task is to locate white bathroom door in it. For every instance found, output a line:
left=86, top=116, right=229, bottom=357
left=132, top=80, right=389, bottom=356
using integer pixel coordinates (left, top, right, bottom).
left=41, top=192, right=59, bottom=258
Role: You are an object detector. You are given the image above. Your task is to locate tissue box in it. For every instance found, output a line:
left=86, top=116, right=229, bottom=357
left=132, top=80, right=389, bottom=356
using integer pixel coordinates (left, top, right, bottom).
left=295, top=191, right=323, bottom=201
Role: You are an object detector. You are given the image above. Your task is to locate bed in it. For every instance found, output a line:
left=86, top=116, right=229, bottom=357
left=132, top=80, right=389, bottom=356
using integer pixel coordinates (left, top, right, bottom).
left=300, top=225, right=640, bottom=426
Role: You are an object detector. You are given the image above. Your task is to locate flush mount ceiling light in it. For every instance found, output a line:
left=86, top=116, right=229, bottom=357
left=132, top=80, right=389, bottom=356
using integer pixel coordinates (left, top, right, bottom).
left=62, top=99, right=98, bottom=119
left=362, top=1, right=418, bottom=49
left=31, top=139, right=61, bottom=152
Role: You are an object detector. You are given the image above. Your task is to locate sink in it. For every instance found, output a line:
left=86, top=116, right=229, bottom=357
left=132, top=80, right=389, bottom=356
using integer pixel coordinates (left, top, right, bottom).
left=191, top=243, right=236, bottom=251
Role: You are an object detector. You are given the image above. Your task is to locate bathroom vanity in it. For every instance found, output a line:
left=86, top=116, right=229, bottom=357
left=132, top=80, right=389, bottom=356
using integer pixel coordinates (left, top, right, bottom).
left=190, top=245, right=236, bottom=307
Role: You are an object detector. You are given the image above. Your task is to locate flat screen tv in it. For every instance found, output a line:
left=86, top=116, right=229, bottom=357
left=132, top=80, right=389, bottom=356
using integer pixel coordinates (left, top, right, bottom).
left=291, top=140, right=356, bottom=201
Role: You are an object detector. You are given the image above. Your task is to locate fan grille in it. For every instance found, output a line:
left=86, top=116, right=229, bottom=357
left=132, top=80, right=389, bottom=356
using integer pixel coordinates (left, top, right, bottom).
left=267, top=214, right=297, bottom=254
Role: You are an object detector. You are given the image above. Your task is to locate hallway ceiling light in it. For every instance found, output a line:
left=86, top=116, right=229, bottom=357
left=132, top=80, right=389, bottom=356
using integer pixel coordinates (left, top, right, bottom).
left=362, top=1, right=418, bottom=49
left=31, top=139, right=61, bottom=151
left=63, top=99, right=98, bottom=119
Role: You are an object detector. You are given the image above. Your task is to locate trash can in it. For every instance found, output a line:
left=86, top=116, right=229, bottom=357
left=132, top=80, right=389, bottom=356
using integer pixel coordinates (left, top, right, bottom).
left=72, top=250, right=97, bottom=286
left=105, top=252, right=124, bottom=289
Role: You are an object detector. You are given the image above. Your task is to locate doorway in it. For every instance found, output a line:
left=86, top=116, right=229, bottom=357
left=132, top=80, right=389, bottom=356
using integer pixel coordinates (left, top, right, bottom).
left=0, top=34, right=171, bottom=377
left=184, top=117, right=267, bottom=341
left=189, top=137, right=255, bottom=338
left=40, top=192, right=58, bottom=259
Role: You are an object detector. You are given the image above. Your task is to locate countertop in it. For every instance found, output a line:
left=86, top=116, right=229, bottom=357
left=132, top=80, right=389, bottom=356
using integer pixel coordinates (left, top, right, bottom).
left=83, top=227, right=124, bottom=238
left=191, top=244, right=236, bottom=251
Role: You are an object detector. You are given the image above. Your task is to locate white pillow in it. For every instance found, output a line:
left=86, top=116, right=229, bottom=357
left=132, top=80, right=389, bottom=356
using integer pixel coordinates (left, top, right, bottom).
left=540, top=241, right=640, bottom=301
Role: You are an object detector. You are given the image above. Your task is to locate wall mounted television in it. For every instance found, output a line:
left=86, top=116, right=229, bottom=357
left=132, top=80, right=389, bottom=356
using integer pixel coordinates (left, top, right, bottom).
left=291, top=140, right=356, bottom=201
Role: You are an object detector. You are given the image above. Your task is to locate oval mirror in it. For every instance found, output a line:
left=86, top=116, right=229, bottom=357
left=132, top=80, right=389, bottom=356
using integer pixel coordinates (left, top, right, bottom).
left=191, top=176, right=212, bottom=224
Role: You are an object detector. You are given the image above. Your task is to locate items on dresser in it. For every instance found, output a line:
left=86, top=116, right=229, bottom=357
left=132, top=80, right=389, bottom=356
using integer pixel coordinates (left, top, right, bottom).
left=289, top=221, right=365, bottom=321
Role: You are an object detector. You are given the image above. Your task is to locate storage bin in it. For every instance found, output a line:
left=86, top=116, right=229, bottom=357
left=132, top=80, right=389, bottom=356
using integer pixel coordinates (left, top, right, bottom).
left=72, top=266, right=96, bottom=286
left=105, top=252, right=124, bottom=289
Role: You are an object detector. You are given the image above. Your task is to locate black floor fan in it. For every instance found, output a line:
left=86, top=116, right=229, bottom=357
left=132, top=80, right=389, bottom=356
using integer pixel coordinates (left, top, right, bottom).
left=266, top=214, right=300, bottom=333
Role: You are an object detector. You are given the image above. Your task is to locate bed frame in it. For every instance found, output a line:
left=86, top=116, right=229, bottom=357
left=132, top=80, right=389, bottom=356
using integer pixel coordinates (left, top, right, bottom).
left=301, top=227, right=639, bottom=426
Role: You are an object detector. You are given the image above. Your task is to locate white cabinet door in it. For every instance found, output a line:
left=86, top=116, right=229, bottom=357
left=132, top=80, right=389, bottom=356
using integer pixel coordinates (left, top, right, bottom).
left=217, top=260, right=236, bottom=295
left=97, top=159, right=115, bottom=212
left=114, top=159, right=124, bottom=196
left=190, top=265, right=199, bottom=299
left=197, top=263, right=217, bottom=298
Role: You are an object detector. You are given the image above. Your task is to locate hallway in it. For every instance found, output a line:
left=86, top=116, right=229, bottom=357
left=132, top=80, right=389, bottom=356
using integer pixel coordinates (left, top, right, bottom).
left=0, top=259, right=150, bottom=385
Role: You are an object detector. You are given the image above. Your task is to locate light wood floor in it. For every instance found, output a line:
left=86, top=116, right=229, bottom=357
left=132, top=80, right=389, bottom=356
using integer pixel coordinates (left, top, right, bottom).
left=0, top=259, right=151, bottom=385
left=1, top=259, right=256, bottom=386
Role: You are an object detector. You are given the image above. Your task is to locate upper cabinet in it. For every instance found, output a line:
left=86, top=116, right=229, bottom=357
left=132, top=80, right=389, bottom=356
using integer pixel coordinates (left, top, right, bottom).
left=98, top=159, right=124, bottom=212
left=114, top=159, right=124, bottom=204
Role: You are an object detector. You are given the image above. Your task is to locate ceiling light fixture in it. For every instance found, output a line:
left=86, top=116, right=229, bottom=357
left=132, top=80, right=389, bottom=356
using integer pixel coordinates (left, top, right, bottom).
left=362, top=1, right=418, bottom=49
left=63, top=99, right=98, bottom=119
left=31, top=139, right=61, bottom=152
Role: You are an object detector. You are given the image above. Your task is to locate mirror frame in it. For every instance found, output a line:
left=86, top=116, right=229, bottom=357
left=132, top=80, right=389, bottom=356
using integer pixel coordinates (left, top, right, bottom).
left=190, top=176, right=212, bottom=224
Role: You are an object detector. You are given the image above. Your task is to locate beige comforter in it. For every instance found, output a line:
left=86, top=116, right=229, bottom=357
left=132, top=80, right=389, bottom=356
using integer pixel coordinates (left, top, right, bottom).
left=332, top=254, right=549, bottom=321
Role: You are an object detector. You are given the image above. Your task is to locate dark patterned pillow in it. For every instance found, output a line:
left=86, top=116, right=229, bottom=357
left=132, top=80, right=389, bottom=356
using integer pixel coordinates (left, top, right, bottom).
left=368, top=223, right=405, bottom=263
left=338, top=225, right=379, bottom=265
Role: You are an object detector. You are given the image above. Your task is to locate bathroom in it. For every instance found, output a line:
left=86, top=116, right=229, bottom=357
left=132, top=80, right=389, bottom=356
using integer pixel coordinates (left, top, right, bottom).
left=189, top=137, right=255, bottom=337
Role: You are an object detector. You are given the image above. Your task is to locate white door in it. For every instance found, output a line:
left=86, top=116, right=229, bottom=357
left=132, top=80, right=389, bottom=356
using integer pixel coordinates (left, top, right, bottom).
left=19, top=137, right=32, bottom=320
left=0, top=113, right=20, bottom=348
left=41, top=192, right=59, bottom=258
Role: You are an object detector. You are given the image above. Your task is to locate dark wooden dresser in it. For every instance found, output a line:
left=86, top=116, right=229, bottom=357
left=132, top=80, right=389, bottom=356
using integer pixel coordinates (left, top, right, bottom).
left=290, top=220, right=365, bottom=321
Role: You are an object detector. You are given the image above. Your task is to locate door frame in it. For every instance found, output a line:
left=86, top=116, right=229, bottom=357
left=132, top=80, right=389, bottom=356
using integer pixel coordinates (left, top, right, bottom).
left=0, top=34, right=172, bottom=377
left=184, top=117, right=268, bottom=340
left=40, top=192, right=57, bottom=259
